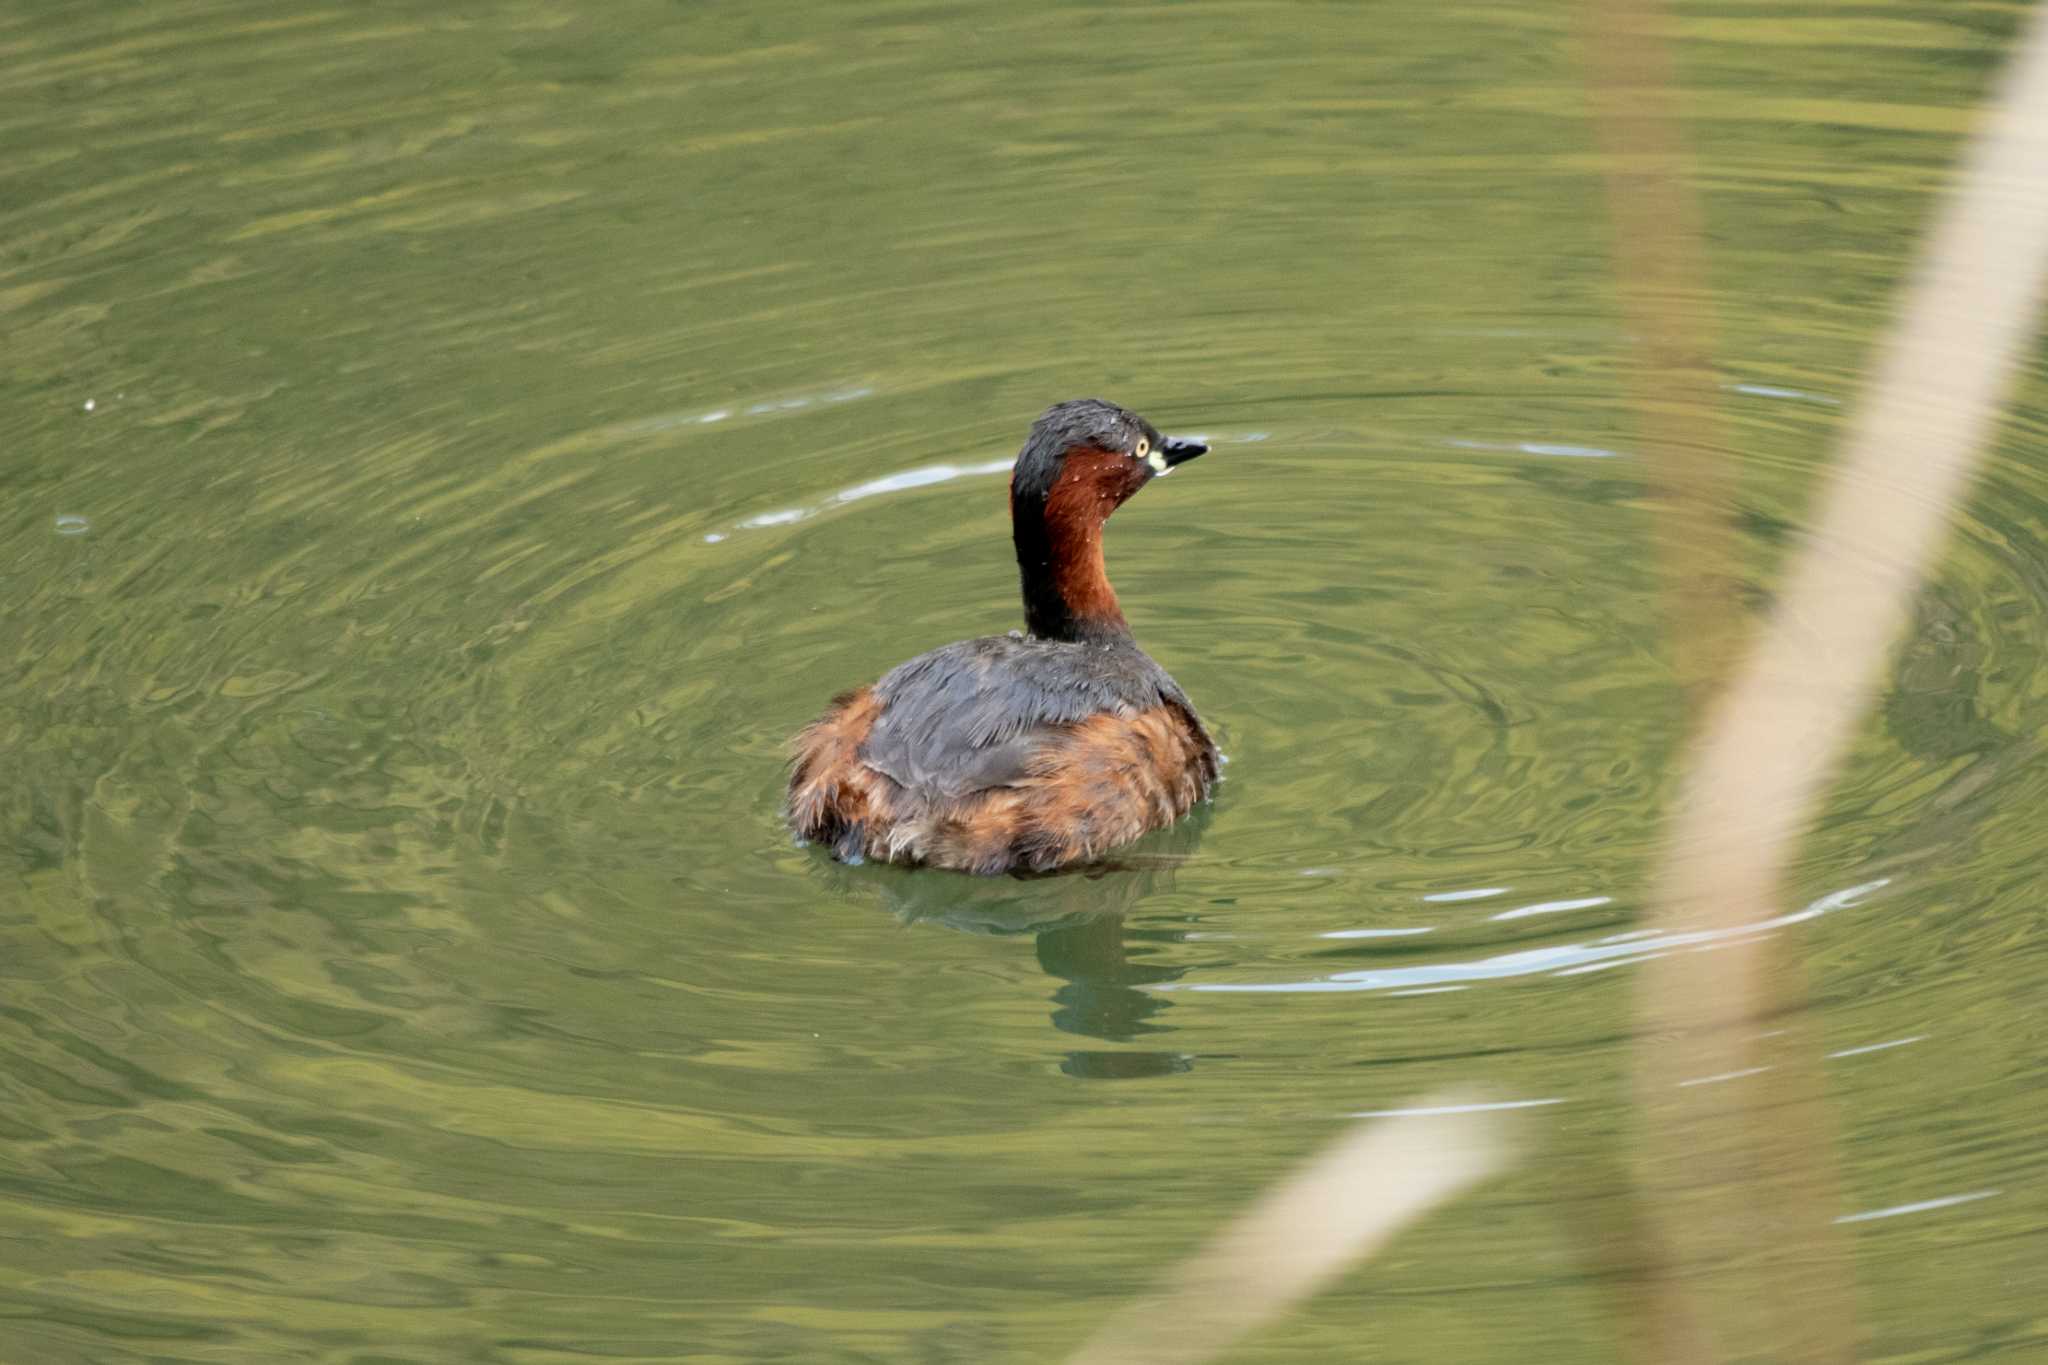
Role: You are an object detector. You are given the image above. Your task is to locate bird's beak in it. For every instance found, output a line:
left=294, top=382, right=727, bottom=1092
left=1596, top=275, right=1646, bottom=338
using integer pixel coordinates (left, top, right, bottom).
left=1160, top=435, right=1208, bottom=468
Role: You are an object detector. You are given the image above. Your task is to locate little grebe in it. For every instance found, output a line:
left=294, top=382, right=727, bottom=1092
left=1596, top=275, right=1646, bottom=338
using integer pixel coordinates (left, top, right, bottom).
left=787, top=398, right=1219, bottom=875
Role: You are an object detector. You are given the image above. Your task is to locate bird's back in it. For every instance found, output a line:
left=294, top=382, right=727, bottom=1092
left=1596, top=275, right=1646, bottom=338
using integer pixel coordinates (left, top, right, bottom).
left=787, top=634, right=1216, bottom=874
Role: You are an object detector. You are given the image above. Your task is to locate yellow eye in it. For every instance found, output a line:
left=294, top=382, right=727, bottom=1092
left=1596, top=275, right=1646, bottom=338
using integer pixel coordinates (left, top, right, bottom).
left=1134, top=439, right=1150, bottom=460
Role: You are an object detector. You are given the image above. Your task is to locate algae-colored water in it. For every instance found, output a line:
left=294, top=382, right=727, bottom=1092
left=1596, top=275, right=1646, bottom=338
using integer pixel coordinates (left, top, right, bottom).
left=4, top=3, right=2045, bottom=1360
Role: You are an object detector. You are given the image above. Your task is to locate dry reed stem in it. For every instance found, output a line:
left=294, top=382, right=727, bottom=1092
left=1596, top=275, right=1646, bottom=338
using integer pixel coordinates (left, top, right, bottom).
left=1064, top=1096, right=1513, bottom=1365
left=1633, top=6, right=2048, bottom=1361
left=1576, top=0, right=1790, bottom=1351
left=1579, top=0, right=1739, bottom=703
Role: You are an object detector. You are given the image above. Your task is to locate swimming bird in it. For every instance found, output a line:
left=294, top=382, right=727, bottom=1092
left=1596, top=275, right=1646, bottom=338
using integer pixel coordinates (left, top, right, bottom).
left=786, top=398, right=1218, bottom=874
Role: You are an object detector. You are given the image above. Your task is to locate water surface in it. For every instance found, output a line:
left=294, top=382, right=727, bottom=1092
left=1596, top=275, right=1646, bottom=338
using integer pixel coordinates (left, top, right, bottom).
left=4, top=2, right=2046, bottom=1360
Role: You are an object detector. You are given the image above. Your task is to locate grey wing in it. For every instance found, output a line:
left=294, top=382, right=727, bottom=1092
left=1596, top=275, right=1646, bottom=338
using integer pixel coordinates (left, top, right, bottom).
left=895, top=730, right=1047, bottom=799
left=859, top=636, right=1162, bottom=801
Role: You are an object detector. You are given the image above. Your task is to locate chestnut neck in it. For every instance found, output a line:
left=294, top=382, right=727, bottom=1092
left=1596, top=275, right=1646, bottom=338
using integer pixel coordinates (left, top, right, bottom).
left=1011, top=449, right=1136, bottom=643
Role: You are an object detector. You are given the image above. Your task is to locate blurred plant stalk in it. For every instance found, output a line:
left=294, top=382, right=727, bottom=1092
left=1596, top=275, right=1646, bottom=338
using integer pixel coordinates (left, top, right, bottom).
left=1586, top=0, right=2048, bottom=1360
left=1580, top=0, right=1739, bottom=707
left=1064, top=1096, right=1513, bottom=1365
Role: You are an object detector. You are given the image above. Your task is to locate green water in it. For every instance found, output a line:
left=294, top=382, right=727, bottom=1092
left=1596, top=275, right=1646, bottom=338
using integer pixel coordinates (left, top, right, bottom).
left=5, top=2, right=2046, bottom=1361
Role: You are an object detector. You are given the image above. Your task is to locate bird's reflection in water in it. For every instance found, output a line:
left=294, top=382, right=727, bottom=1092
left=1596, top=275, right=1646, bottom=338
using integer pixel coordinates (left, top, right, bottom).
left=821, top=819, right=1206, bottom=1079
left=1036, top=913, right=1191, bottom=1078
